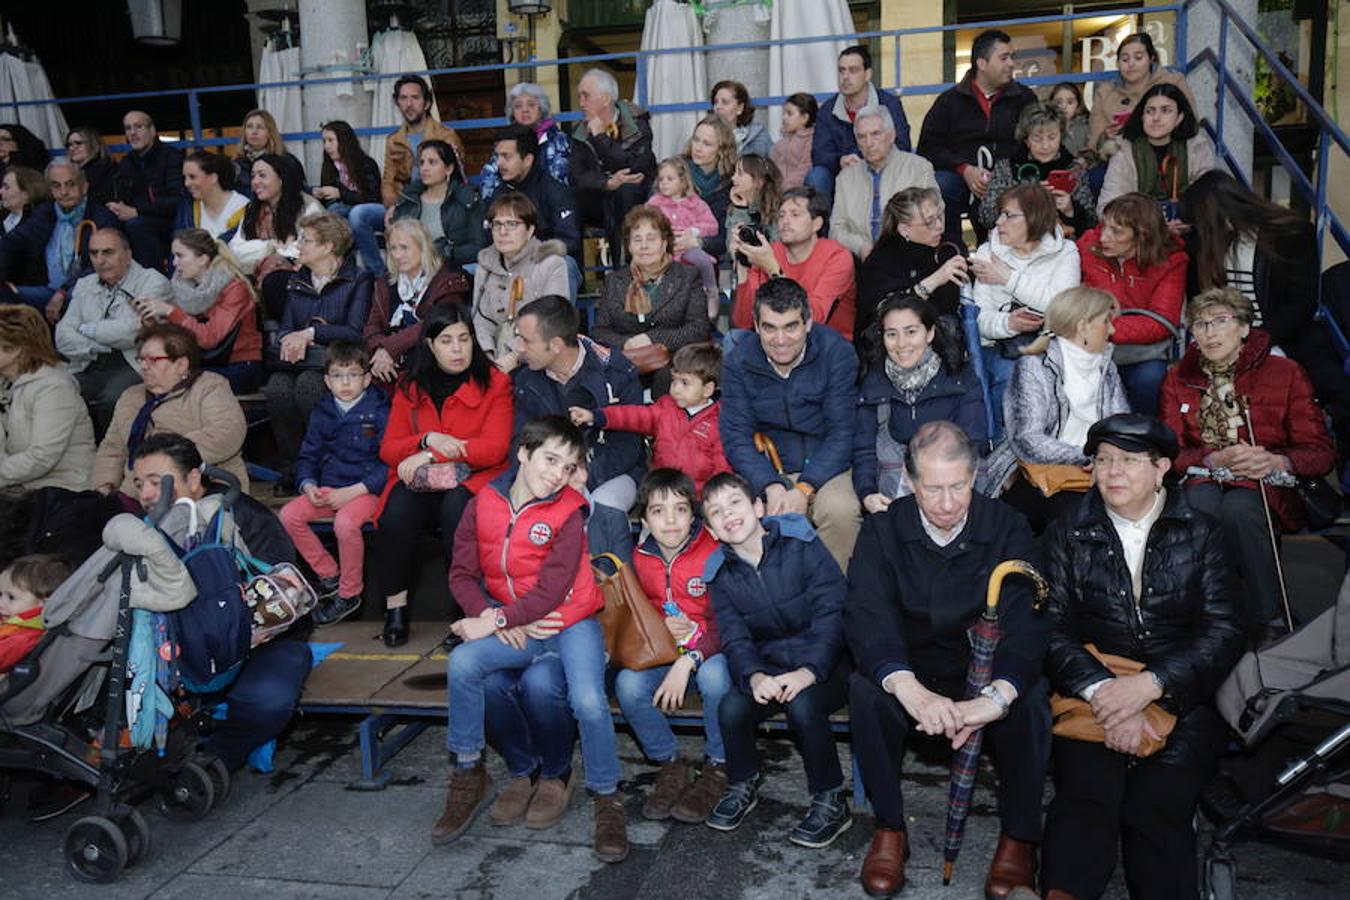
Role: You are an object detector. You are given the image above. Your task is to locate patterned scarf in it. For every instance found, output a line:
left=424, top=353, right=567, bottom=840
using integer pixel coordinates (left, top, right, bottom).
left=47, top=200, right=86, bottom=287
left=390, top=270, right=428, bottom=327
left=885, top=346, right=941, bottom=405
left=624, top=256, right=672, bottom=318
left=1197, top=357, right=1243, bottom=450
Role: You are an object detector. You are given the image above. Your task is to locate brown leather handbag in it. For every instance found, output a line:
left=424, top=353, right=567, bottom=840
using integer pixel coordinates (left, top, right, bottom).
left=593, top=552, right=678, bottom=671
left=1018, top=461, right=1093, bottom=497
left=621, top=342, right=672, bottom=375
left=1050, top=643, right=1178, bottom=758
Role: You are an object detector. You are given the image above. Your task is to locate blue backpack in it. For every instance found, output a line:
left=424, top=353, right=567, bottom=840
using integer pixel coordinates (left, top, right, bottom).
left=165, top=505, right=256, bottom=693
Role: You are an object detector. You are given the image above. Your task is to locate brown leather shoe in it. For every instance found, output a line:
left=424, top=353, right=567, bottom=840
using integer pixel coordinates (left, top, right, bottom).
left=985, top=834, right=1038, bottom=899
left=525, top=771, right=577, bottom=830
left=489, top=775, right=535, bottom=826
left=593, top=793, right=630, bottom=863
left=642, top=757, right=690, bottom=821
left=430, top=762, right=491, bottom=845
left=860, top=827, right=908, bottom=898
left=671, top=761, right=727, bottom=824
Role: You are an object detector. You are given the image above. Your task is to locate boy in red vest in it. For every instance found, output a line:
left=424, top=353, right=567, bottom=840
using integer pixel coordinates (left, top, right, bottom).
left=436, top=415, right=628, bottom=863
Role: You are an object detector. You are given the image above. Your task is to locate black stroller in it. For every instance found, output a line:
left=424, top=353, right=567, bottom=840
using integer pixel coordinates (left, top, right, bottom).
left=1203, top=571, right=1350, bottom=898
left=0, top=474, right=235, bottom=883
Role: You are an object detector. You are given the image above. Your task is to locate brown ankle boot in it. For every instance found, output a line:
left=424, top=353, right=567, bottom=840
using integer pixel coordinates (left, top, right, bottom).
left=431, top=761, right=491, bottom=845
left=592, top=793, right=630, bottom=863
left=642, top=757, right=689, bottom=821
left=985, top=834, right=1038, bottom=899
left=671, top=761, right=727, bottom=824
left=860, top=827, right=908, bottom=897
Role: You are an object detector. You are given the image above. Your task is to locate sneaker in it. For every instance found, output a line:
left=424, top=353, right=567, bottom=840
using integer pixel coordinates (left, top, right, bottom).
left=592, top=793, right=630, bottom=863
left=312, top=593, right=362, bottom=626
left=705, top=774, right=760, bottom=832
left=430, top=761, right=491, bottom=845
left=642, top=757, right=689, bottom=821
left=789, top=788, right=852, bottom=848
left=525, top=770, right=577, bottom=830
left=315, top=575, right=340, bottom=600
left=489, top=775, right=536, bottom=826
left=671, top=760, right=727, bottom=824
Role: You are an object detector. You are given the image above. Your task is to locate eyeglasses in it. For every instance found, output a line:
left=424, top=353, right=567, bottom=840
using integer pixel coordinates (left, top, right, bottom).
left=1091, top=454, right=1153, bottom=471
left=490, top=219, right=525, bottom=232
left=1191, top=314, right=1239, bottom=334
left=996, top=210, right=1026, bottom=221
left=135, top=354, right=174, bottom=366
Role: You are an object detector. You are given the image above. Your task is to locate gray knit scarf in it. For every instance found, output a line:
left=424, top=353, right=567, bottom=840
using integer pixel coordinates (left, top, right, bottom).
left=171, top=263, right=234, bottom=316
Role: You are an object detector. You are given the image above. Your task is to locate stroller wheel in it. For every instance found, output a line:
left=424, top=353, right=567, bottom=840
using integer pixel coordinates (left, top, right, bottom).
left=111, top=805, right=152, bottom=867
left=156, top=762, right=215, bottom=822
left=64, top=815, right=128, bottom=883
left=205, top=757, right=231, bottom=805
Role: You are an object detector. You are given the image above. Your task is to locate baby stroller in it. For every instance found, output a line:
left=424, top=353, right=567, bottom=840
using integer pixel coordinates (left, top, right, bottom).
left=0, top=473, right=241, bottom=883
left=1204, top=571, right=1350, bottom=898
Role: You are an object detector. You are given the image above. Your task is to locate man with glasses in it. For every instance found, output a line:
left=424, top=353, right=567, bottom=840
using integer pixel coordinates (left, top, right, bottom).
left=828, top=106, right=938, bottom=260
left=845, top=419, right=1048, bottom=899
left=0, top=159, right=119, bottom=319
left=53, top=227, right=170, bottom=438
left=106, top=110, right=184, bottom=271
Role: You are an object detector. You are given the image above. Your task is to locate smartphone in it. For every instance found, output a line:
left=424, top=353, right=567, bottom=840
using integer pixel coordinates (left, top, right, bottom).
left=1112, top=108, right=1132, bottom=127
left=1046, top=169, right=1077, bottom=193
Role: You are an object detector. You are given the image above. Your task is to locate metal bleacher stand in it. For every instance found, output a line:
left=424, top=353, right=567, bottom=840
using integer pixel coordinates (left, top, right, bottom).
left=16, top=1, right=1345, bottom=789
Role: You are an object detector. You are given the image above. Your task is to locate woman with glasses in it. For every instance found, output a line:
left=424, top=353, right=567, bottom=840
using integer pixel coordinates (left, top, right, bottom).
left=984, top=286, right=1128, bottom=533
left=63, top=127, right=118, bottom=206
left=977, top=103, right=1096, bottom=237
left=471, top=193, right=570, bottom=372
left=91, top=322, right=248, bottom=498
left=1040, top=412, right=1244, bottom=900
left=1160, top=287, right=1335, bottom=636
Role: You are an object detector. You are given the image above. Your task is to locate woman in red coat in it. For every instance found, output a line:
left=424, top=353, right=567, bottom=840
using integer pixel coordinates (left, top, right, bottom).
left=1160, top=287, right=1336, bottom=634
left=373, top=302, right=514, bottom=646
left=1077, top=192, right=1187, bottom=414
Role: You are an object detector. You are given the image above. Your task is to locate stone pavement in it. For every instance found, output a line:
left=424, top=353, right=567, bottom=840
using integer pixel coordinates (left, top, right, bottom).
left=4, top=716, right=1347, bottom=900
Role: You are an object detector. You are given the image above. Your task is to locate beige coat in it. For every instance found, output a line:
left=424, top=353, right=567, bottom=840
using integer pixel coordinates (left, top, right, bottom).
left=92, top=371, right=248, bottom=496
left=1097, top=133, right=1216, bottom=214
left=0, top=364, right=96, bottom=492
left=471, top=238, right=571, bottom=360
left=829, top=148, right=938, bottom=259
left=1088, top=68, right=1196, bottom=153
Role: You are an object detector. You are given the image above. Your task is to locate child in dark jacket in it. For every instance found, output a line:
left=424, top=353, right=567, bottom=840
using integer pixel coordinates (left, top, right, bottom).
left=615, top=469, right=730, bottom=824
left=0, top=555, right=69, bottom=674
left=279, top=343, right=389, bottom=624
left=569, top=343, right=730, bottom=494
left=699, top=472, right=851, bottom=848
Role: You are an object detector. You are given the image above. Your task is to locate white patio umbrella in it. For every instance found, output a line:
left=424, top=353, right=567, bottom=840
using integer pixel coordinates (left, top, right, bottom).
left=641, top=0, right=708, bottom=160
left=767, top=0, right=854, bottom=139
left=366, top=21, right=438, bottom=168
left=0, top=26, right=68, bottom=148
left=258, top=31, right=304, bottom=147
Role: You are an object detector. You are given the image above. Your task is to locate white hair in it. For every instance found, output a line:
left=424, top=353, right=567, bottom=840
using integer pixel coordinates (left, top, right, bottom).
left=580, top=68, right=620, bottom=103
left=508, top=82, right=552, bottom=119
left=46, top=158, right=84, bottom=183
left=854, top=104, right=894, bottom=134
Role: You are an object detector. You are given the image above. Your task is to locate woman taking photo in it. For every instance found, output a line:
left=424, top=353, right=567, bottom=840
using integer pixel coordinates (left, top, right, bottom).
left=978, top=103, right=1096, bottom=236
left=591, top=206, right=710, bottom=396
left=176, top=150, right=249, bottom=240
left=711, top=80, right=772, bottom=158
left=1040, top=413, right=1244, bottom=900
left=1078, top=192, right=1187, bottom=415
left=374, top=303, right=514, bottom=647
left=853, top=294, right=986, bottom=513
left=263, top=212, right=373, bottom=463
left=63, top=127, right=117, bottom=205
left=471, top=193, right=570, bottom=371
left=229, top=153, right=322, bottom=317
left=1097, top=83, right=1214, bottom=215
left=391, top=140, right=486, bottom=269
left=984, top=286, right=1128, bottom=533
left=92, top=323, right=248, bottom=497
left=314, top=120, right=382, bottom=271
left=0, top=304, right=96, bottom=493
left=1088, top=33, right=1196, bottom=156
left=682, top=115, right=737, bottom=260
left=724, top=154, right=782, bottom=247
left=1160, top=288, right=1336, bottom=634
left=233, top=108, right=306, bottom=199
left=135, top=227, right=263, bottom=393
left=857, top=187, right=968, bottom=333
left=364, top=218, right=470, bottom=385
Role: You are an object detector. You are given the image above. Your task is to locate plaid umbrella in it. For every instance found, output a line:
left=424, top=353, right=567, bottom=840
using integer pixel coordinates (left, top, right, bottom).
left=943, top=559, right=1048, bottom=885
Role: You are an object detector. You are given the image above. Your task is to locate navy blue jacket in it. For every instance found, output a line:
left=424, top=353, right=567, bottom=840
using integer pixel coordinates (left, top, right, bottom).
left=294, top=387, right=390, bottom=495
left=493, top=160, right=581, bottom=258
left=811, top=87, right=913, bottom=175
left=112, top=140, right=185, bottom=222
left=0, top=200, right=120, bottom=292
left=279, top=255, right=374, bottom=346
left=852, top=361, right=988, bottom=497
left=511, top=336, right=645, bottom=491
left=720, top=325, right=858, bottom=495
left=704, top=514, right=846, bottom=691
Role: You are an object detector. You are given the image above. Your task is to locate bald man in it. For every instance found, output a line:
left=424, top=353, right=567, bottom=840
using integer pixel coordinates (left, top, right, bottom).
left=106, top=110, right=184, bottom=270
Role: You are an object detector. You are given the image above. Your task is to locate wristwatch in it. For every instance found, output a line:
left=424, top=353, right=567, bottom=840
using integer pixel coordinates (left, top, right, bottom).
left=914, top=281, right=932, bottom=300
left=979, top=684, right=1011, bottom=717
left=493, top=610, right=508, bottom=631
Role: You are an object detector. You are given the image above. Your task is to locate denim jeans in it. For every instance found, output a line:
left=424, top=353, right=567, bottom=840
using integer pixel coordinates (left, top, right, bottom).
left=205, top=638, right=312, bottom=770
left=484, top=655, right=577, bottom=780
left=447, top=616, right=620, bottom=793
left=719, top=666, right=849, bottom=794
left=980, top=346, right=1017, bottom=443
left=804, top=165, right=836, bottom=205
left=348, top=202, right=389, bottom=277
left=563, top=254, right=583, bottom=301
left=614, top=654, right=730, bottom=763
left=935, top=168, right=973, bottom=245
left=1116, top=359, right=1168, bottom=416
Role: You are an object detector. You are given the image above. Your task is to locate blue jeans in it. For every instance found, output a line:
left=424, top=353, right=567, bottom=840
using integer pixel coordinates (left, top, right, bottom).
left=614, top=654, right=730, bottom=763
left=1116, top=359, right=1167, bottom=416
left=564, top=254, right=583, bottom=301
left=804, top=165, right=836, bottom=205
left=484, top=656, right=576, bottom=780
left=981, top=346, right=1017, bottom=443
left=348, top=202, right=388, bottom=277
left=447, top=616, right=620, bottom=793
left=935, top=168, right=973, bottom=245
left=205, top=639, right=312, bottom=769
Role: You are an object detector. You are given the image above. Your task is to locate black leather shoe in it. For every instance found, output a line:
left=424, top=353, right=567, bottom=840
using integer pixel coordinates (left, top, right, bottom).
left=382, top=606, right=410, bottom=647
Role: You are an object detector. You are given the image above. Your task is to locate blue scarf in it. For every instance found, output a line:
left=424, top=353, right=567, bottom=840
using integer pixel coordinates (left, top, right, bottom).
left=689, top=162, right=722, bottom=201
left=46, top=200, right=86, bottom=289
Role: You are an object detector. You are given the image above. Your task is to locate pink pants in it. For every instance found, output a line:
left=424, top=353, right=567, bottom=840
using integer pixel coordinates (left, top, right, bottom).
left=279, top=491, right=380, bottom=598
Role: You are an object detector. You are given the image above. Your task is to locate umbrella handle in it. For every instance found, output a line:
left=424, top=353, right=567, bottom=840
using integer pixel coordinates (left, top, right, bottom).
left=984, top=559, right=1048, bottom=614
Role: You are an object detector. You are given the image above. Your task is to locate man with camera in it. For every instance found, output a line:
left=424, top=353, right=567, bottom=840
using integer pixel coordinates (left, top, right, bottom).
left=729, top=186, right=857, bottom=341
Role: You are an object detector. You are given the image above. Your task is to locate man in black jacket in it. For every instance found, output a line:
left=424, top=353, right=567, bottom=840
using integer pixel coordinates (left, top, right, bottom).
left=844, top=420, right=1048, bottom=899
left=916, top=30, right=1034, bottom=242
left=488, top=124, right=582, bottom=297
left=106, top=110, right=185, bottom=271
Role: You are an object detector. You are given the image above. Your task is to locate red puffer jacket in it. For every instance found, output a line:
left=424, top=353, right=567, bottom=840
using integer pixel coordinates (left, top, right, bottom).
left=598, top=396, right=730, bottom=494
left=1077, top=227, right=1188, bottom=346
left=632, top=525, right=721, bottom=659
left=1160, top=328, right=1336, bottom=531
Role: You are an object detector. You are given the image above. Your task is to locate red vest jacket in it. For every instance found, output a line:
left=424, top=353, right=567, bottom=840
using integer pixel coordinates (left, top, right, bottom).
left=633, top=525, right=721, bottom=658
